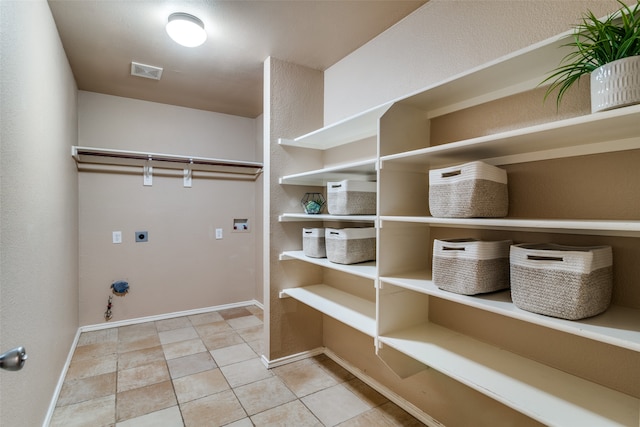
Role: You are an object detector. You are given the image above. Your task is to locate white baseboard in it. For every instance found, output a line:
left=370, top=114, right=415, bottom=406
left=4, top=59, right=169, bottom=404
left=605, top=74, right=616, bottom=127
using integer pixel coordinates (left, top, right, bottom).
left=42, top=328, right=82, bottom=427
left=80, top=299, right=262, bottom=332
left=260, top=347, right=325, bottom=369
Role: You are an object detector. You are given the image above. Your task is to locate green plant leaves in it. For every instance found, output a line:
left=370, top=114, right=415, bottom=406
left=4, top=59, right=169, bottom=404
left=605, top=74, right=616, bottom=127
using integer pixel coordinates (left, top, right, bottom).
left=541, top=0, right=640, bottom=108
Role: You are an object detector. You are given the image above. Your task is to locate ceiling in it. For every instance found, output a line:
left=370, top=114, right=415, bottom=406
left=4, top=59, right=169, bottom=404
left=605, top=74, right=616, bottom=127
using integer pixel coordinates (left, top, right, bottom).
left=48, top=1, right=426, bottom=118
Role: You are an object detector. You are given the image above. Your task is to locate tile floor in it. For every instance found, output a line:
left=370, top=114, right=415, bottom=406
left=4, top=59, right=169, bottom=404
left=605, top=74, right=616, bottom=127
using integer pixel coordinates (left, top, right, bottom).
left=50, top=305, right=426, bottom=426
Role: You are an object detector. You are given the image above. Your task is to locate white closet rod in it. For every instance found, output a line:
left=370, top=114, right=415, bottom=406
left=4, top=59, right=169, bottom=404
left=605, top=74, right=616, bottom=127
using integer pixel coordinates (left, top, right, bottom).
left=72, top=146, right=263, bottom=175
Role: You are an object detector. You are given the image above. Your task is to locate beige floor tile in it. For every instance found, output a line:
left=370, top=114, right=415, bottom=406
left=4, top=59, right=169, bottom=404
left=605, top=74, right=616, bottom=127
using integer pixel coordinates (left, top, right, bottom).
left=227, top=315, right=263, bottom=330
left=250, top=400, right=322, bottom=427
left=115, top=405, right=184, bottom=427
left=158, top=326, right=199, bottom=345
left=236, top=324, right=264, bottom=342
left=155, top=316, right=193, bottom=332
left=180, top=389, right=246, bottom=427
left=247, top=339, right=263, bottom=356
left=78, top=328, right=118, bottom=346
left=162, top=337, right=207, bottom=360
left=116, top=380, right=176, bottom=422
left=194, top=320, right=233, bottom=337
left=273, top=358, right=339, bottom=397
left=219, top=358, right=273, bottom=388
left=117, top=335, right=161, bottom=354
left=245, top=305, right=263, bottom=316
left=117, top=359, right=170, bottom=393
left=188, top=311, right=224, bottom=325
left=57, top=372, right=116, bottom=407
left=224, top=418, right=254, bottom=427
left=217, top=307, right=253, bottom=320
left=302, top=384, right=371, bottom=426
left=50, top=394, right=115, bottom=427
left=173, top=368, right=230, bottom=404
left=167, top=351, right=217, bottom=379
left=343, top=378, right=388, bottom=408
left=210, top=342, right=257, bottom=367
left=118, top=345, right=165, bottom=371
left=376, top=401, right=426, bottom=426
left=234, top=376, right=297, bottom=416
left=118, top=322, right=158, bottom=343
left=65, top=353, right=118, bottom=381
left=200, top=330, right=245, bottom=351
left=314, top=355, right=356, bottom=383
left=336, top=407, right=398, bottom=427
left=72, top=340, right=117, bottom=361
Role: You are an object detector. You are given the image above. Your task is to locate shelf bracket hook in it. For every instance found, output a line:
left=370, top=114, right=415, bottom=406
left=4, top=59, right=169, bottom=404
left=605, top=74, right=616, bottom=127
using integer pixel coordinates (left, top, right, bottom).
left=184, top=159, right=193, bottom=188
left=143, top=156, right=153, bottom=186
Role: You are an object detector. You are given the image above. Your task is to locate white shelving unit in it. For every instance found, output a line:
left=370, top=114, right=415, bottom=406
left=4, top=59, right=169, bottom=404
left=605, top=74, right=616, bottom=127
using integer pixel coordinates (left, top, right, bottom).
left=274, top=23, right=640, bottom=426
left=280, top=285, right=376, bottom=337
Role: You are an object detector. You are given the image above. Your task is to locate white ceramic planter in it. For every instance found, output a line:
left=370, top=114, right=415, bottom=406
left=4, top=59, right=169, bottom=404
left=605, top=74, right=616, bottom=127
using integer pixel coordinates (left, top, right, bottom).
left=590, top=56, right=640, bottom=113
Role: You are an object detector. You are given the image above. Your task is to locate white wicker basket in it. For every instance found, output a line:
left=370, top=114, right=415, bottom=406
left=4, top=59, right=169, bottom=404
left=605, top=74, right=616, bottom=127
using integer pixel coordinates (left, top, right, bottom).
left=327, top=180, right=376, bottom=215
left=325, top=227, right=376, bottom=265
left=433, top=238, right=511, bottom=295
left=510, top=243, right=613, bottom=320
left=429, top=161, right=508, bottom=218
left=302, top=228, right=326, bottom=258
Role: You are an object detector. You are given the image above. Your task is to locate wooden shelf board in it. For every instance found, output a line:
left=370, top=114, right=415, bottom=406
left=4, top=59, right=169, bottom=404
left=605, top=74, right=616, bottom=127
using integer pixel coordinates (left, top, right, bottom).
left=279, top=213, right=376, bottom=223
left=279, top=159, right=377, bottom=186
left=280, top=250, right=377, bottom=279
left=380, top=216, right=640, bottom=237
left=380, top=270, right=640, bottom=352
left=380, top=105, right=640, bottom=169
left=281, top=284, right=376, bottom=337
left=280, top=104, right=392, bottom=150
left=379, top=322, right=639, bottom=427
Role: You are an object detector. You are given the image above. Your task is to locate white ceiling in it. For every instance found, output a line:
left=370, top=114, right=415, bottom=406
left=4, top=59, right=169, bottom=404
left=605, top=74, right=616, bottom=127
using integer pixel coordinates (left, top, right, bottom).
left=48, top=0, right=426, bottom=118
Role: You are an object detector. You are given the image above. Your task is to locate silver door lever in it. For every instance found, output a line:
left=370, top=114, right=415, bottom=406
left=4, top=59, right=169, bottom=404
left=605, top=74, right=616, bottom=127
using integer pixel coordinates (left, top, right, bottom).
left=0, top=346, right=28, bottom=371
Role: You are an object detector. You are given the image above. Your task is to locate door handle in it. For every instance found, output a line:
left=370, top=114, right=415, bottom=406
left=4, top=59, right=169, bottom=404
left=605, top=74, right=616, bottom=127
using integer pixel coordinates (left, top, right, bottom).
left=0, top=346, right=28, bottom=371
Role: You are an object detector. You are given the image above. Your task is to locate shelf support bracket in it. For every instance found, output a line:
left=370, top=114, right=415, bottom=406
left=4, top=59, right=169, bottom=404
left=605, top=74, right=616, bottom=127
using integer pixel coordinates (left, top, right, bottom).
left=278, top=291, right=291, bottom=299
left=183, top=160, right=193, bottom=188
left=143, top=157, right=153, bottom=186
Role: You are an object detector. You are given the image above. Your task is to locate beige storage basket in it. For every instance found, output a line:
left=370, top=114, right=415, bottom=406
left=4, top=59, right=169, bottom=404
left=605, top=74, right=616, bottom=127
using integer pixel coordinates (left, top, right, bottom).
left=433, top=238, right=511, bottom=295
left=510, top=243, right=613, bottom=320
left=429, top=161, right=508, bottom=218
left=302, top=228, right=326, bottom=258
left=327, top=180, right=376, bottom=215
left=325, top=227, right=376, bottom=264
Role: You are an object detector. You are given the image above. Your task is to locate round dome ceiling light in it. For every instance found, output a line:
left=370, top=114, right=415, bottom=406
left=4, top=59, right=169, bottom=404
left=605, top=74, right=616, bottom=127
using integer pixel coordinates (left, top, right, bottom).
left=166, top=12, right=207, bottom=47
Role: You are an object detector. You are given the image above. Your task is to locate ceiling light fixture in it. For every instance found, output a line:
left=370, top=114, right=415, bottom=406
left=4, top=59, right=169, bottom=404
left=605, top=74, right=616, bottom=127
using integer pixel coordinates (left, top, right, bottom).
left=166, top=12, right=207, bottom=47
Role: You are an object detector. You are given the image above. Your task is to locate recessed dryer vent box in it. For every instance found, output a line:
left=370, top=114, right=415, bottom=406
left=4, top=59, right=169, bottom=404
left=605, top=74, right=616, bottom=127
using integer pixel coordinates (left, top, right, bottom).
left=233, top=218, right=249, bottom=232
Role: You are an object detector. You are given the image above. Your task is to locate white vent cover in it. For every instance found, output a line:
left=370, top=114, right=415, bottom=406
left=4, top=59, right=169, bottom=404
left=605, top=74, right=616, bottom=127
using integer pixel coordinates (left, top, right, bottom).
left=131, top=62, right=163, bottom=80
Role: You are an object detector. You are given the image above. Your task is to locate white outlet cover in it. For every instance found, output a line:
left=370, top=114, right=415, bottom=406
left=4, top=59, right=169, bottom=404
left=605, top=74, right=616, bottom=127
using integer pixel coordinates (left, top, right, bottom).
left=215, top=228, right=223, bottom=239
left=113, top=231, right=122, bottom=244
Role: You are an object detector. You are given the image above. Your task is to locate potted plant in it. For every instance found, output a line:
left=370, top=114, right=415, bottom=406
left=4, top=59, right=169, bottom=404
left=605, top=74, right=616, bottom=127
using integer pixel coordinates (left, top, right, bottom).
left=543, top=0, right=640, bottom=112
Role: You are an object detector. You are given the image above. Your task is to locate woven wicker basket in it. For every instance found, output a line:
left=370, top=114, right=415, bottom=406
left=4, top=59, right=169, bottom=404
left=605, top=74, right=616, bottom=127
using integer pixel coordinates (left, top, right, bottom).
left=510, top=243, right=613, bottom=320
left=429, top=161, right=508, bottom=218
left=302, top=228, right=326, bottom=258
left=325, top=227, right=376, bottom=264
left=327, top=180, right=376, bottom=215
left=433, top=239, right=511, bottom=295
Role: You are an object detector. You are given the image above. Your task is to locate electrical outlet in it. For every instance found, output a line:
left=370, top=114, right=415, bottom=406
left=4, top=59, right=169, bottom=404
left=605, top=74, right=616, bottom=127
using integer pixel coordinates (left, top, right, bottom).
left=113, top=231, right=122, bottom=244
left=135, top=231, right=148, bottom=242
left=215, top=228, right=223, bottom=240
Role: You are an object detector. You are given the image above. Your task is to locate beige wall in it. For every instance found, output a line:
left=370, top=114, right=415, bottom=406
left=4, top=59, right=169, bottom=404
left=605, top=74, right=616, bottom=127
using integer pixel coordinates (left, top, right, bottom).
left=78, top=92, right=261, bottom=325
left=324, top=0, right=627, bottom=124
left=0, top=1, right=79, bottom=426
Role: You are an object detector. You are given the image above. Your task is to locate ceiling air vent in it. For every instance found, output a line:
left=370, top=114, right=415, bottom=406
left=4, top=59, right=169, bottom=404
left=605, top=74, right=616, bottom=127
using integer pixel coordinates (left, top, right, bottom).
left=131, top=62, right=163, bottom=80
